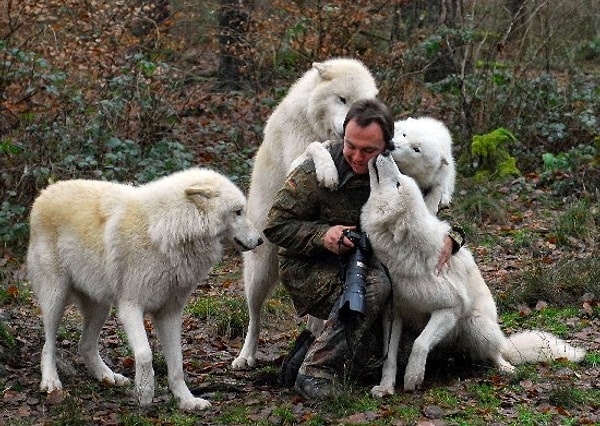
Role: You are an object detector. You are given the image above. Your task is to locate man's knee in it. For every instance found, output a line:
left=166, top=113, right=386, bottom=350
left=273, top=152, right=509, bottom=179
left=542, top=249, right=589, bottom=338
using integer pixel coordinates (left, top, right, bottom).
left=365, top=269, right=391, bottom=313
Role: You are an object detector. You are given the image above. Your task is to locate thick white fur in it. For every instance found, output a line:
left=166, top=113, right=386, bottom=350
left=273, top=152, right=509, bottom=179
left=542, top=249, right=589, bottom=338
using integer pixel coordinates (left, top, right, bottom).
left=393, top=117, right=455, bottom=213
left=361, top=153, right=586, bottom=397
left=287, top=140, right=341, bottom=190
left=27, top=168, right=262, bottom=411
left=295, top=116, right=455, bottom=215
left=233, top=58, right=378, bottom=368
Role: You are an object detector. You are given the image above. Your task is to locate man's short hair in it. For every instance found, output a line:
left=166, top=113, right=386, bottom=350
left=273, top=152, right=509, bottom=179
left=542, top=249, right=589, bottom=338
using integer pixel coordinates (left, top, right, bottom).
left=343, top=99, right=395, bottom=151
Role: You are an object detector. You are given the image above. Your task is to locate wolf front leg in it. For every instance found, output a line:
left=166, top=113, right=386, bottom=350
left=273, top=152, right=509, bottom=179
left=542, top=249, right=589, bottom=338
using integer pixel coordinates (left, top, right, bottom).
left=118, top=303, right=155, bottom=406
left=154, top=308, right=211, bottom=411
left=371, top=308, right=403, bottom=398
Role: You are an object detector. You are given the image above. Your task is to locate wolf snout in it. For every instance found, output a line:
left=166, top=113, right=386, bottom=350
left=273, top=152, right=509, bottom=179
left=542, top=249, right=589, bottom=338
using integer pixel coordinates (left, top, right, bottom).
left=371, top=160, right=380, bottom=183
left=234, top=236, right=264, bottom=251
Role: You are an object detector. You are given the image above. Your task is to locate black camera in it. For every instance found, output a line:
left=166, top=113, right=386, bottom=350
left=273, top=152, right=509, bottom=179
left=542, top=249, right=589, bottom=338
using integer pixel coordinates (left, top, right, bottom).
left=338, top=230, right=372, bottom=321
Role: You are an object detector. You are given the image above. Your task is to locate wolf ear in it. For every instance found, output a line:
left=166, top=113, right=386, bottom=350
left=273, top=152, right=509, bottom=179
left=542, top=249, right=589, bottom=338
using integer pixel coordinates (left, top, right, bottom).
left=185, top=185, right=219, bottom=199
left=313, top=62, right=332, bottom=80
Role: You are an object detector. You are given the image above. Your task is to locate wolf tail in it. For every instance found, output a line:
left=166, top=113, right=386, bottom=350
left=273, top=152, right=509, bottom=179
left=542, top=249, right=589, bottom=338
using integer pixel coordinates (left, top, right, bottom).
left=502, top=330, right=586, bottom=364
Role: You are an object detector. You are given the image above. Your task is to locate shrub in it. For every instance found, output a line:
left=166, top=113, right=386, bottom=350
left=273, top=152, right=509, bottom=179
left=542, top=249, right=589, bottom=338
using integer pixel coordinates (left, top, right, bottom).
left=464, top=127, right=521, bottom=180
left=0, top=45, right=193, bottom=256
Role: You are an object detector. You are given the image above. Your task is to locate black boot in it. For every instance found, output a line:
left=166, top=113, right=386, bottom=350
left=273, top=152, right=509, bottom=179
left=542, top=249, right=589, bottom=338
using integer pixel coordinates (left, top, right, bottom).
left=279, top=329, right=315, bottom=388
left=295, top=373, right=334, bottom=400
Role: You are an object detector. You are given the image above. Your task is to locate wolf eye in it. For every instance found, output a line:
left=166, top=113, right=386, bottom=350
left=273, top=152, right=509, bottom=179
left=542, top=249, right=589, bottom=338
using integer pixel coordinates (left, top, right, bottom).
left=235, top=209, right=242, bottom=216
left=396, top=181, right=401, bottom=189
left=339, top=96, right=347, bottom=104
left=412, top=147, right=420, bottom=153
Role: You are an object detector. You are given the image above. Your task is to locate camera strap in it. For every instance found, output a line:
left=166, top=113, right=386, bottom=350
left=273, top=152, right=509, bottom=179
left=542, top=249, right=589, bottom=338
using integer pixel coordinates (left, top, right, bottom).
left=372, top=261, right=395, bottom=368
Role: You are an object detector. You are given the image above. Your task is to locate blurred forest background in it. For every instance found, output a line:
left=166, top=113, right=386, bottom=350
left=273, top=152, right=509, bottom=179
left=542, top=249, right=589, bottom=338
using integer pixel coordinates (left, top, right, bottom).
left=1, top=0, right=599, bottom=257
left=1, top=1, right=600, bottom=423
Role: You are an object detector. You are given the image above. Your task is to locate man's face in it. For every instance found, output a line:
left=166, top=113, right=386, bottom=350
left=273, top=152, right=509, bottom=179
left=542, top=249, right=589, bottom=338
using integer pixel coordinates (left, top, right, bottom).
left=342, top=119, right=386, bottom=175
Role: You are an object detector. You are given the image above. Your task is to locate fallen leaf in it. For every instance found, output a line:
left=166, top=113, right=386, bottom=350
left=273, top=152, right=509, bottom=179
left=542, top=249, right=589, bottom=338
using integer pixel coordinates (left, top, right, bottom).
left=3, top=390, right=27, bottom=404
left=45, top=389, right=66, bottom=405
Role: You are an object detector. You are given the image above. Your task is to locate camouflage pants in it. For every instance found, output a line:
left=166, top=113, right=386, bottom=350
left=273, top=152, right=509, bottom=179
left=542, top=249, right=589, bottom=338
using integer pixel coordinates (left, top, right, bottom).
left=279, top=255, right=345, bottom=319
left=280, top=255, right=391, bottom=382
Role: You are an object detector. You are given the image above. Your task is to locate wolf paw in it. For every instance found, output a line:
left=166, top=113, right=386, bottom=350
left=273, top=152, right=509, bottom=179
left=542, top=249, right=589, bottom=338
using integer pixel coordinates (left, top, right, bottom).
left=371, top=385, right=395, bottom=398
left=135, top=376, right=155, bottom=407
left=315, top=169, right=339, bottom=190
left=41, top=377, right=63, bottom=393
left=180, top=397, right=212, bottom=411
left=113, top=373, right=131, bottom=387
left=136, top=387, right=154, bottom=407
left=231, top=356, right=255, bottom=369
left=403, top=373, right=424, bottom=391
left=306, top=141, right=339, bottom=190
left=100, top=372, right=131, bottom=387
left=498, top=363, right=516, bottom=375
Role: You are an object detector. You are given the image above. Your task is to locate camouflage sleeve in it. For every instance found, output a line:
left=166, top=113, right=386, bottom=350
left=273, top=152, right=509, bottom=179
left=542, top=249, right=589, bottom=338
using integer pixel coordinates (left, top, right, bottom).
left=437, top=205, right=466, bottom=254
left=263, top=160, right=331, bottom=257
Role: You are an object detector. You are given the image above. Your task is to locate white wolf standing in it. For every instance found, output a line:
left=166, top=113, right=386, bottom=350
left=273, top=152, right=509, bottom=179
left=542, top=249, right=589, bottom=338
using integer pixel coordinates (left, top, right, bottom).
left=232, top=58, right=379, bottom=369
left=28, top=168, right=263, bottom=411
left=293, top=116, right=455, bottom=215
left=361, top=153, right=586, bottom=397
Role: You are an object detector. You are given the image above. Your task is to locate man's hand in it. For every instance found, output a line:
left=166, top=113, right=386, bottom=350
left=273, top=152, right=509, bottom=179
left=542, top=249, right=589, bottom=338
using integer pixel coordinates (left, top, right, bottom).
left=435, top=235, right=454, bottom=274
left=324, top=225, right=357, bottom=255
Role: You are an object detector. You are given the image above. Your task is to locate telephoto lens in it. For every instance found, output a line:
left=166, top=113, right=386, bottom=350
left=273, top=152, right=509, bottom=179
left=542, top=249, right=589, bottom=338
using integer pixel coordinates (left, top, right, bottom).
left=338, top=230, right=371, bottom=321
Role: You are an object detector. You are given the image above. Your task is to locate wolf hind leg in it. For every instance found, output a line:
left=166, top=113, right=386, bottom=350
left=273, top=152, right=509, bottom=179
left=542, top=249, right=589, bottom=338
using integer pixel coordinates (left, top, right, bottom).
left=232, top=244, right=280, bottom=369
left=463, top=312, right=515, bottom=374
left=30, top=252, right=70, bottom=394
left=78, top=296, right=130, bottom=386
left=404, top=308, right=459, bottom=391
left=37, top=276, right=69, bottom=393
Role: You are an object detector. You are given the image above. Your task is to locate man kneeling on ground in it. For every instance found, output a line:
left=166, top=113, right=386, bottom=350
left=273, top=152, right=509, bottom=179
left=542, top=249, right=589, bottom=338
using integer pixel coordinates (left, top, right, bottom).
left=264, top=98, right=465, bottom=400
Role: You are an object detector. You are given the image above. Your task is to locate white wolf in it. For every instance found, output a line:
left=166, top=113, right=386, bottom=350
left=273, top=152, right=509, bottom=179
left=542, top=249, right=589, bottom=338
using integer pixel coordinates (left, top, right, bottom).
left=232, top=58, right=378, bottom=369
left=361, top=153, right=586, bottom=397
left=291, top=116, right=455, bottom=215
left=393, top=116, right=455, bottom=213
left=27, top=168, right=263, bottom=411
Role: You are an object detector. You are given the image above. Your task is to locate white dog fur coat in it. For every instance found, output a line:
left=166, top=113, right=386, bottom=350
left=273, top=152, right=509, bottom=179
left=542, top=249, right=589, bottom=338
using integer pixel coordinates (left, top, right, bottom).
left=28, top=168, right=262, bottom=410
left=361, top=153, right=585, bottom=396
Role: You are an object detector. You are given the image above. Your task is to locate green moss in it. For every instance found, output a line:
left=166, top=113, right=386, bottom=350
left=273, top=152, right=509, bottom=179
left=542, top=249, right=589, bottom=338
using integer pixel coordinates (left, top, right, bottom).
left=471, top=127, right=520, bottom=179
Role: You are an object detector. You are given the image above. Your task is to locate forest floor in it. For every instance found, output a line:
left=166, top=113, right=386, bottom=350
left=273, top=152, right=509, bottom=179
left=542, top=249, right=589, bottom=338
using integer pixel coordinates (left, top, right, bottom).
left=2, top=199, right=600, bottom=425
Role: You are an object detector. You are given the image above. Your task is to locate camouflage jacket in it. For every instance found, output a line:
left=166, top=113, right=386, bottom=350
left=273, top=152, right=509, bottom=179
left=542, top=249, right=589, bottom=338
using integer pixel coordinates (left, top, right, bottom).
left=263, top=142, right=465, bottom=317
left=264, top=142, right=369, bottom=260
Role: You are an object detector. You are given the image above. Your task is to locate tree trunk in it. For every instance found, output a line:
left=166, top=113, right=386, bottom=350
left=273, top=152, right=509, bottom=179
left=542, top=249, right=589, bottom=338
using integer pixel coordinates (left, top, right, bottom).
left=217, top=0, right=250, bottom=90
